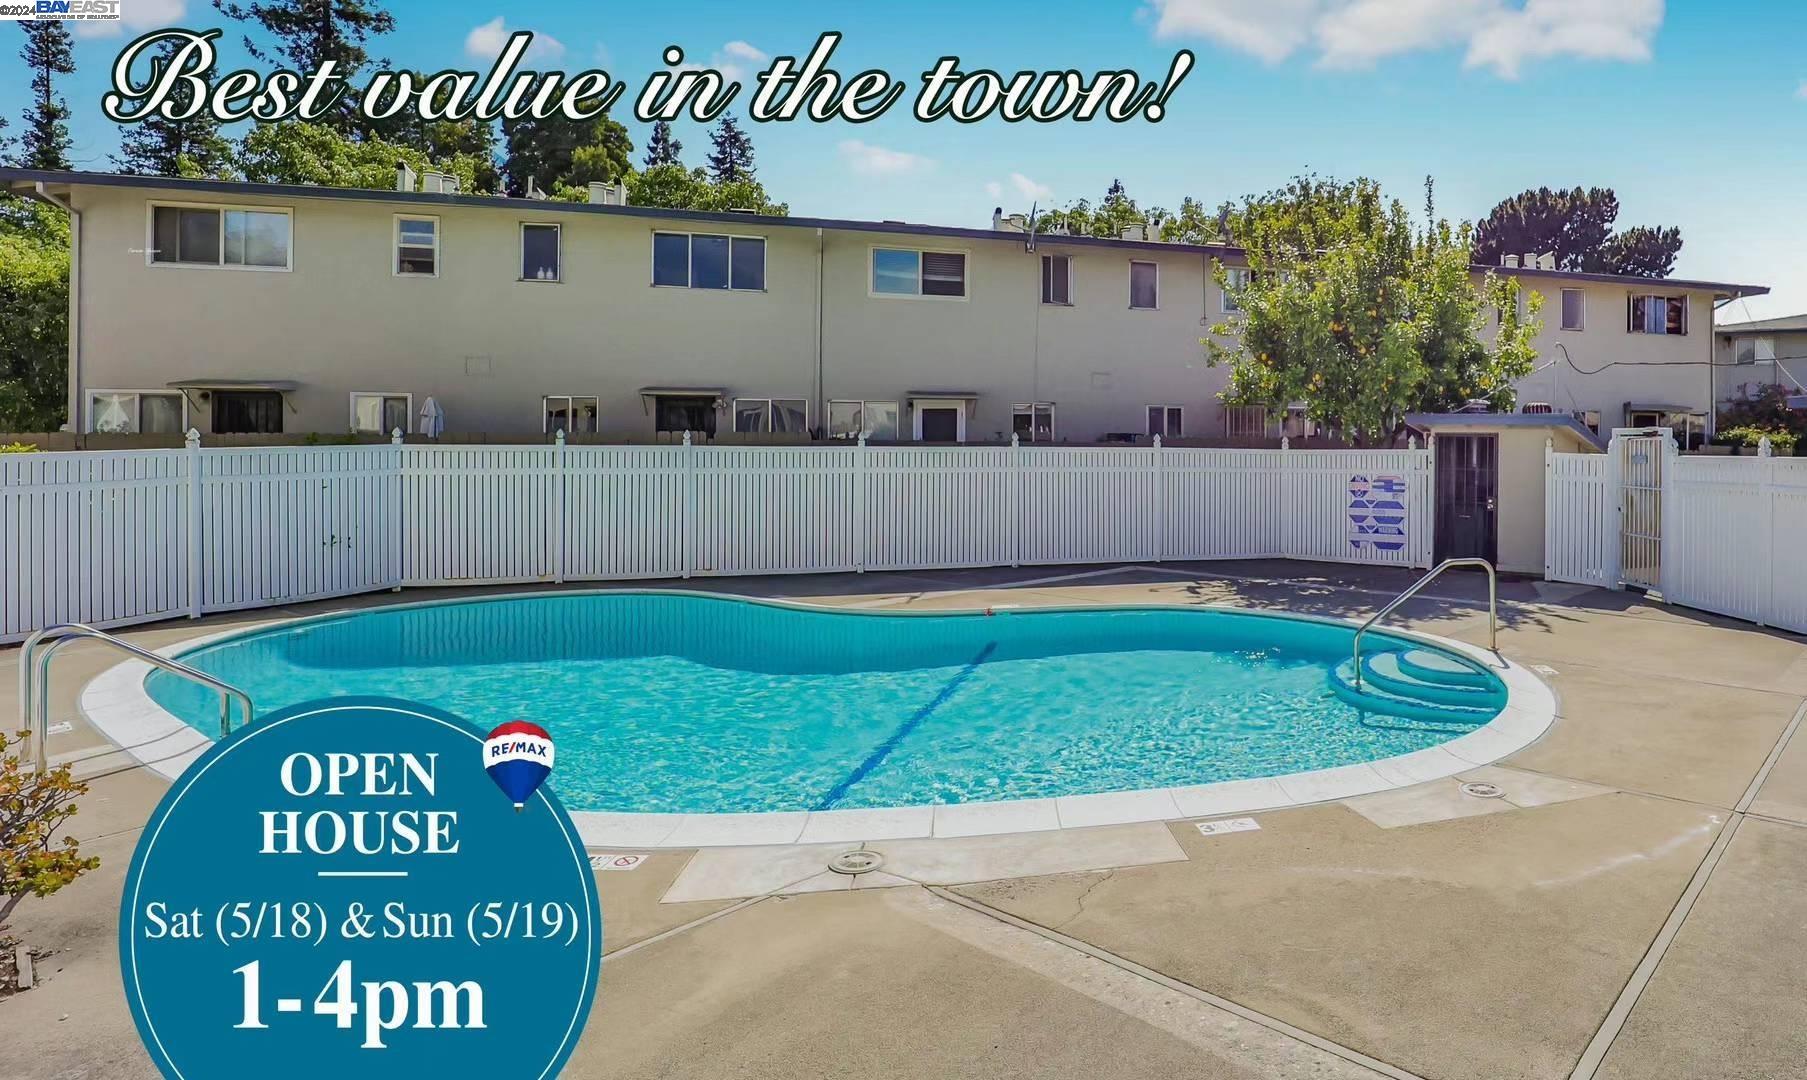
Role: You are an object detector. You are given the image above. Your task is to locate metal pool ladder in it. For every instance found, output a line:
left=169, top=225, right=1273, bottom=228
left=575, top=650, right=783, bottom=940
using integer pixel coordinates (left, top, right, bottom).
left=16, top=623, right=253, bottom=773
left=1351, top=559, right=1499, bottom=690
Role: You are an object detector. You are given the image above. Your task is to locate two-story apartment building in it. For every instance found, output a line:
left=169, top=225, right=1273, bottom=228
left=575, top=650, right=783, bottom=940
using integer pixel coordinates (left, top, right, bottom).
left=1715, top=314, right=1807, bottom=412
left=0, top=168, right=1767, bottom=445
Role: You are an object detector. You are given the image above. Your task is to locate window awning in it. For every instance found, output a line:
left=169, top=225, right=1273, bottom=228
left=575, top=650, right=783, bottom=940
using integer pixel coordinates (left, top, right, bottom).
left=638, top=387, right=726, bottom=415
left=1622, top=402, right=1703, bottom=414
left=907, top=390, right=981, bottom=401
left=167, top=378, right=300, bottom=392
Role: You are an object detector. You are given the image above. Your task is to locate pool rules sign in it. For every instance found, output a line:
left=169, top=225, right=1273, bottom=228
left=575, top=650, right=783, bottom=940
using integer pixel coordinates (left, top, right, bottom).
left=119, top=697, right=601, bottom=1079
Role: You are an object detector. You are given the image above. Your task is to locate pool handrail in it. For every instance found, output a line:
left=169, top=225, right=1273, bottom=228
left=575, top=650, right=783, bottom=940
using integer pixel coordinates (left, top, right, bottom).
left=1352, top=559, right=1498, bottom=690
left=17, top=623, right=253, bottom=773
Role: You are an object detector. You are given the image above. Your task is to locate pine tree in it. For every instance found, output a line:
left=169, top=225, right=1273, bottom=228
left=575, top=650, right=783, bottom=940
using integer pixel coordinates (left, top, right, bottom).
left=213, top=0, right=395, bottom=131
left=643, top=120, right=682, bottom=169
left=112, top=40, right=237, bottom=178
left=705, top=116, right=754, bottom=183
left=500, top=103, right=632, bottom=197
left=18, top=22, right=75, bottom=170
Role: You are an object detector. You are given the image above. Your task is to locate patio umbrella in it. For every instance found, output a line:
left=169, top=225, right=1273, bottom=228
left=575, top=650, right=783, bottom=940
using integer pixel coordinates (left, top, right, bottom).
left=419, top=396, right=445, bottom=438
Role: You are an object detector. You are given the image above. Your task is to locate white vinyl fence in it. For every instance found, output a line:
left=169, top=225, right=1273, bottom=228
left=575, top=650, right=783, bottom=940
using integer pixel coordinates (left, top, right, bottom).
left=0, top=435, right=1434, bottom=643
left=1547, top=432, right=1807, bottom=636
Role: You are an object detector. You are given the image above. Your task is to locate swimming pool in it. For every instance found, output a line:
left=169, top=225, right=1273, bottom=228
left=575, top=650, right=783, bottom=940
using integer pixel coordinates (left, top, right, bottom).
left=143, top=592, right=1517, bottom=817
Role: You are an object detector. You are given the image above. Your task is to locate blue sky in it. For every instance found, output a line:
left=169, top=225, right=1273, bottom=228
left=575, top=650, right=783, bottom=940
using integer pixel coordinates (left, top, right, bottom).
left=4, top=0, right=1804, bottom=318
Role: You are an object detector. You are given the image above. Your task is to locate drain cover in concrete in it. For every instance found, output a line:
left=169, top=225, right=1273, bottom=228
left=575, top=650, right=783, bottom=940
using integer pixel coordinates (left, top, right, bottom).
left=828, top=850, right=884, bottom=875
left=1460, top=782, right=1506, bottom=799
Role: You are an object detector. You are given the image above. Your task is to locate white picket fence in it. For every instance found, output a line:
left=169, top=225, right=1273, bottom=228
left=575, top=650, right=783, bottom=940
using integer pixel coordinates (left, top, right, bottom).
left=1546, top=434, right=1807, bottom=635
left=0, top=435, right=1434, bottom=643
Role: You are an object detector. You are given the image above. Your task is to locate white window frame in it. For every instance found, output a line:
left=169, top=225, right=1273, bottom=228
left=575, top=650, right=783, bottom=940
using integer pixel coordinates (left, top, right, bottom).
left=910, top=399, right=969, bottom=441
left=349, top=392, right=412, bottom=435
left=1629, top=293, right=1688, bottom=336
left=731, top=397, right=810, bottom=434
left=1040, top=253, right=1073, bottom=306
left=1755, top=336, right=1776, bottom=363
left=650, top=231, right=769, bottom=292
left=1224, top=405, right=1269, bottom=439
left=827, top=399, right=900, bottom=440
left=869, top=246, right=970, bottom=302
left=1011, top=402, right=1056, bottom=443
left=1145, top=404, right=1184, bottom=439
left=541, top=394, right=600, bottom=434
left=1560, top=288, right=1584, bottom=331
left=520, top=222, right=562, bottom=283
left=1129, top=260, right=1159, bottom=310
left=1221, top=267, right=1251, bottom=314
left=145, top=201, right=293, bottom=272
left=394, top=214, right=439, bottom=278
left=86, top=390, right=188, bottom=434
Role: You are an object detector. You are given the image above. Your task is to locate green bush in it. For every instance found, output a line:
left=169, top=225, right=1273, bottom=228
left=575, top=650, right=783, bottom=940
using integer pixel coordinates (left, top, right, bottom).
left=0, top=442, right=37, bottom=454
left=1718, top=426, right=1799, bottom=454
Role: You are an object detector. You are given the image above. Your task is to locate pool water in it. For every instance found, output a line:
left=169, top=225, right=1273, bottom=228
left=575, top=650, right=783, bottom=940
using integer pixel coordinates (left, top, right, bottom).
left=146, top=593, right=1504, bottom=814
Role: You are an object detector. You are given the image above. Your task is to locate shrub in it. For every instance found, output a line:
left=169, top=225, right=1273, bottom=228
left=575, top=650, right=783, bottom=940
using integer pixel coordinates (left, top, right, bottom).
left=1718, top=426, right=1799, bottom=454
left=0, top=442, right=36, bottom=454
left=1, top=730, right=99, bottom=925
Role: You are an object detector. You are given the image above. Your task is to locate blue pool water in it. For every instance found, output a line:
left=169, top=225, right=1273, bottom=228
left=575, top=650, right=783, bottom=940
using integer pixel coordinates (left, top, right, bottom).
left=146, top=593, right=1504, bottom=814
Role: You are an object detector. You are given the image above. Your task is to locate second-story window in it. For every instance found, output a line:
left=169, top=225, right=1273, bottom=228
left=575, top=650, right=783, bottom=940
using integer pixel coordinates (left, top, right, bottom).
left=395, top=215, right=438, bottom=276
left=1041, top=254, right=1071, bottom=305
left=1561, top=288, right=1585, bottom=331
left=151, top=204, right=291, bottom=269
left=1221, top=267, right=1252, bottom=313
left=652, top=233, right=767, bottom=290
left=521, top=223, right=561, bottom=282
left=1628, top=293, right=1686, bottom=335
left=872, top=248, right=966, bottom=298
left=1129, top=261, right=1158, bottom=309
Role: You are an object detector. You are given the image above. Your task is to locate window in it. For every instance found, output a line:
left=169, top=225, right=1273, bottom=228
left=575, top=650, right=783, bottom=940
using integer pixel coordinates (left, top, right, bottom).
left=542, top=395, right=598, bottom=434
left=1629, top=294, right=1687, bottom=335
left=1221, top=267, right=1252, bottom=314
left=1129, top=261, right=1158, bottom=310
left=211, top=390, right=284, bottom=434
left=1011, top=403, right=1055, bottom=442
left=89, top=391, right=184, bottom=434
left=652, top=233, right=766, bottom=291
left=1560, top=288, right=1585, bottom=331
left=150, top=204, right=290, bottom=269
left=1146, top=405, right=1183, bottom=439
left=521, top=223, right=561, bottom=281
left=653, top=395, right=717, bottom=435
left=871, top=248, right=966, bottom=298
left=1224, top=405, right=1268, bottom=438
left=1041, top=254, right=1071, bottom=305
left=350, top=393, right=411, bottom=434
left=828, top=400, right=900, bottom=441
left=732, top=398, right=809, bottom=434
left=395, top=216, right=438, bottom=276
left=1735, top=336, right=1777, bottom=364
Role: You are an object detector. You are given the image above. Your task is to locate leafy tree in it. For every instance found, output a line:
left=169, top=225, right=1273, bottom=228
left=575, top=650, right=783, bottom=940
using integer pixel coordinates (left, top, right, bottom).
left=705, top=116, right=755, bottom=183
left=501, top=106, right=632, bottom=197
left=214, top=0, right=395, bottom=131
left=1037, top=178, right=1150, bottom=238
left=1718, top=384, right=1807, bottom=440
left=0, top=729, right=100, bottom=925
left=0, top=202, right=69, bottom=432
left=18, top=21, right=75, bottom=170
left=112, top=41, right=238, bottom=179
left=1472, top=186, right=1681, bottom=279
left=643, top=120, right=682, bottom=168
left=239, top=121, right=489, bottom=193
left=619, top=163, right=786, bottom=215
left=360, top=73, right=499, bottom=191
left=1205, top=176, right=1541, bottom=443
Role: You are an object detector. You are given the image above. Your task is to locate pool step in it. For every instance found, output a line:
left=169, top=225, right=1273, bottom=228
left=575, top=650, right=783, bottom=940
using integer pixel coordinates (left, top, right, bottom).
left=1394, top=648, right=1497, bottom=690
left=1357, top=652, right=1506, bottom=709
left=1328, top=656, right=1500, bottom=726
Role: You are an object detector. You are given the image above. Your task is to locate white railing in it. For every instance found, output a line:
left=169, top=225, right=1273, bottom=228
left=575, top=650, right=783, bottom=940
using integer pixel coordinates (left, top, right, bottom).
left=0, top=432, right=1434, bottom=643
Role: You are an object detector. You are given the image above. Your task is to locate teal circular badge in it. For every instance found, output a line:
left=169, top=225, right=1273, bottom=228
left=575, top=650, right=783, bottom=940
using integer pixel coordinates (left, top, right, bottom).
left=119, top=697, right=601, bottom=1079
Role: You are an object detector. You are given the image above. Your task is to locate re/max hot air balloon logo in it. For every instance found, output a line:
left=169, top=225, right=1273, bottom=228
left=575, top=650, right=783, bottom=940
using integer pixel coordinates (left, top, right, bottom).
left=484, top=720, right=555, bottom=810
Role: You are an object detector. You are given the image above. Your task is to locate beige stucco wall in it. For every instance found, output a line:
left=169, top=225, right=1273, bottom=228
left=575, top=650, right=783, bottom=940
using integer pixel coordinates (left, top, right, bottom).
left=1426, top=421, right=1599, bottom=575
left=64, top=181, right=1733, bottom=441
left=1714, top=330, right=1807, bottom=408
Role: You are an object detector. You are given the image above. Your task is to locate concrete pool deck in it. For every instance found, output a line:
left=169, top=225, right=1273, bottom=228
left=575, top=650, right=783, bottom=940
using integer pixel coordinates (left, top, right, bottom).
left=6, top=560, right=1807, bottom=1078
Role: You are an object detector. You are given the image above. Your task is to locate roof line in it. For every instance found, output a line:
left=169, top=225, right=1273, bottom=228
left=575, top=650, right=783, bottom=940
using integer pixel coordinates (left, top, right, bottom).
left=0, top=167, right=1770, bottom=296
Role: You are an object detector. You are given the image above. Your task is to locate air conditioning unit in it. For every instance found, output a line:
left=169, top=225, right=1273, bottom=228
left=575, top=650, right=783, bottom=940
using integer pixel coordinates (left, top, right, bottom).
left=420, top=172, right=457, bottom=195
left=1521, top=252, right=1537, bottom=269
left=586, top=181, right=628, bottom=206
left=1502, top=255, right=1519, bottom=268
left=1120, top=224, right=1146, bottom=242
left=1006, top=213, right=1028, bottom=231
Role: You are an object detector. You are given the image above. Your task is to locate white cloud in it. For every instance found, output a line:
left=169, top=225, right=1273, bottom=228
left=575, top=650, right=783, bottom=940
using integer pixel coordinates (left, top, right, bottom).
left=75, top=0, right=184, bottom=38
left=1146, top=0, right=1664, bottom=78
left=673, top=41, right=771, bottom=83
left=465, top=17, right=566, bottom=65
left=985, top=181, right=1004, bottom=200
left=839, top=140, right=933, bottom=177
left=1010, top=173, right=1054, bottom=202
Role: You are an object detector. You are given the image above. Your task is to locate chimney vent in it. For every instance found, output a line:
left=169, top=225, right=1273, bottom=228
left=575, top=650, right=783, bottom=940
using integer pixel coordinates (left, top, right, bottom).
left=396, top=162, right=417, bottom=193
left=1503, top=255, right=1519, bottom=268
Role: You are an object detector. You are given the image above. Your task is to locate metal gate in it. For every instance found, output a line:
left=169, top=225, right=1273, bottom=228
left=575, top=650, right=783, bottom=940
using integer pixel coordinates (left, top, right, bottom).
left=1613, top=429, right=1673, bottom=590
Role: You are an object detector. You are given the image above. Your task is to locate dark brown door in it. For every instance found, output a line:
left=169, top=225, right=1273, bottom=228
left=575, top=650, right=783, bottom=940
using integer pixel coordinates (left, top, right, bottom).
left=1434, top=434, right=1498, bottom=564
left=920, top=408, right=960, bottom=441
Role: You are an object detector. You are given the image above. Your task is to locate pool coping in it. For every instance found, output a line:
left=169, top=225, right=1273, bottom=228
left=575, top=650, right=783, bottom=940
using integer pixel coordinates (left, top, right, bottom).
left=76, top=590, right=1559, bottom=849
